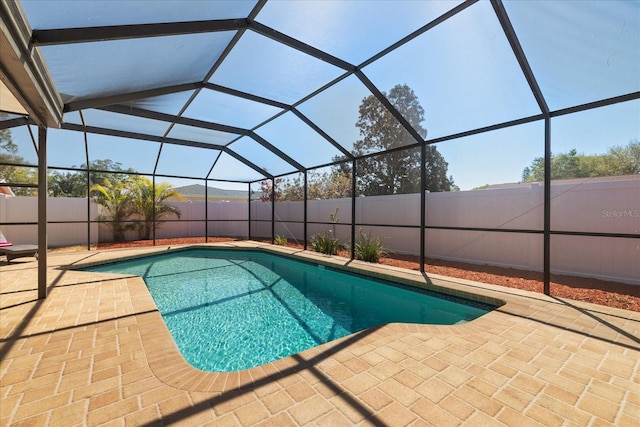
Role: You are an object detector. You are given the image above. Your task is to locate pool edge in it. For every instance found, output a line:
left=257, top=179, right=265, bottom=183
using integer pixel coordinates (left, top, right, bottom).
left=82, top=242, right=533, bottom=392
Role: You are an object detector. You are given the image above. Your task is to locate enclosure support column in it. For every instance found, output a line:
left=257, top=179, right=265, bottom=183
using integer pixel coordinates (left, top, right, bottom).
left=271, top=178, right=275, bottom=244
left=351, top=159, right=356, bottom=260
left=152, top=176, right=156, bottom=246
left=204, top=179, right=208, bottom=242
left=82, top=120, right=90, bottom=251
left=420, top=143, right=426, bottom=273
left=37, top=126, right=48, bottom=299
left=86, top=168, right=91, bottom=250
left=303, top=171, right=308, bottom=250
left=543, top=118, right=551, bottom=295
left=248, top=183, right=252, bottom=240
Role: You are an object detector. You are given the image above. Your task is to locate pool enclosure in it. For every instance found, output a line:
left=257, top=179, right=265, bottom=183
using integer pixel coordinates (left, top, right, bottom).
left=1, top=0, right=639, bottom=298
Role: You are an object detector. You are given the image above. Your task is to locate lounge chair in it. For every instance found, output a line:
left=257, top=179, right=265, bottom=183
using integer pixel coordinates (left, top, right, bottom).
left=0, top=230, right=38, bottom=262
left=0, top=230, right=10, bottom=248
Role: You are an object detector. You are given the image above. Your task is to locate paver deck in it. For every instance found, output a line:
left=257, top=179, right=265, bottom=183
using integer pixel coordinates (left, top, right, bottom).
left=1, top=242, right=639, bottom=426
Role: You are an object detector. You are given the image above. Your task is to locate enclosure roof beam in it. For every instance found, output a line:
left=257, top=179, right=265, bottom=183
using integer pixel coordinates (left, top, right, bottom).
left=359, top=0, right=478, bottom=69
left=550, top=91, right=640, bottom=118
left=491, top=0, right=549, bottom=116
left=291, top=108, right=354, bottom=160
left=202, top=82, right=290, bottom=110
left=62, top=122, right=269, bottom=181
left=0, top=1, right=62, bottom=127
left=248, top=132, right=306, bottom=172
left=101, top=105, right=306, bottom=172
left=31, top=19, right=249, bottom=46
left=64, top=82, right=203, bottom=112
left=0, top=115, right=30, bottom=130
left=249, top=21, right=355, bottom=72
left=101, top=104, right=249, bottom=135
left=62, top=122, right=226, bottom=151
left=355, top=70, right=427, bottom=145
left=220, top=148, right=272, bottom=180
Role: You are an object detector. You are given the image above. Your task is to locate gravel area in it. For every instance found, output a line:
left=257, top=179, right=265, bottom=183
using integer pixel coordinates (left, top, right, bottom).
left=91, top=237, right=639, bottom=312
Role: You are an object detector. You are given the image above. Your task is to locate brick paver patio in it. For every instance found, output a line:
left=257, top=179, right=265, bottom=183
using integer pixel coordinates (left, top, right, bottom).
left=1, top=242, right=639, bottom=426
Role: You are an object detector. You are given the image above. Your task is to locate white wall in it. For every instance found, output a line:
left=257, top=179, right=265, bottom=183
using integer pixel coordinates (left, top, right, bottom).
left=0, top=195, right=99, bottom=247
left=1, top=176, right=638, bottom=284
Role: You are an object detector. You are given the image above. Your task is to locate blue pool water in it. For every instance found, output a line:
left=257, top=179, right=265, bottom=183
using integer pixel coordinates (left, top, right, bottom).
left=84, top=249, right=494, bottom=372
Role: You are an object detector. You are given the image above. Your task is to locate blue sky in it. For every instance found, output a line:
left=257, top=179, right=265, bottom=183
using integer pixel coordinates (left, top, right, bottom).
left=10, top=0, right=640, bottom=192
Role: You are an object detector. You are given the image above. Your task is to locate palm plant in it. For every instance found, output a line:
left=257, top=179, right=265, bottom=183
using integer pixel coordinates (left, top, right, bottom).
left=90, top=178, right=136, bottom=241
left=129, top=177, right=182, bottom=240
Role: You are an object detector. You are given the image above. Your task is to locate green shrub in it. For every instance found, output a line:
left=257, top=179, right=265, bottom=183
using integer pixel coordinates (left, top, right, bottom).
left=354, top=230, right=387, bottom=263
left=274, top=235, right=288, bottom=245
left=310, top=231, right=341, bottom=255
left=310, top=207, right=342, bottom=255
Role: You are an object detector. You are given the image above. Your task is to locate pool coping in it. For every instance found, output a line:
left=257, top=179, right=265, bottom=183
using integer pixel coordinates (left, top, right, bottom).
left=61, top=241, right=589, bottom=393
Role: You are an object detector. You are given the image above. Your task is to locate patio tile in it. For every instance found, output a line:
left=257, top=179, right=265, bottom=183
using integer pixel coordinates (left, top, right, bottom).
left=233, top=400, right=270, bottom=426
left=253, top=412, right=297, bottom=427
left=410, top=398, right=462, bottom=426
left=124, top=405, right=162, bottom=426
left=368, top=359, right=404, bottom=380
left=49, top=400, right=88, bottom=426
left=88, top=388, right=122, bottom=411
left=1, top=245, right=638, bottom=426
left=315, top=409, right=354, bottom=426
left=287, top=394, right=333, bottom=425
left=12, top=391, right=72, bottom=422
left=439, top=395, right=475, bottom=421
left=497, top=406, right=545, bottom=426
left=261, top=389, right=296, bottom=414
left=453, top=385, right=502, bottom=417
left=376, top=401, right=417, bottom=426
left=577, top=392, right=622, bottom=423
left=285, top=380, right=316, bottom=403
left=525, top=403, right=566, bottom=426
left=378, top=378, right=421, bottom=407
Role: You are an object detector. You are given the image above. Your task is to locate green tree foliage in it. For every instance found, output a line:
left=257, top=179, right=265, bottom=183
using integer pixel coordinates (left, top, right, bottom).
left=48, top=159, right=134, bottom=197
left=276, top=169, right=351, bottom=202
left=89, top=176, right=182, bottom=241
left=0, top=125, right=18, bottom=154
left=350, top=84, right=454, bottom=195
left=260, top=85, right=455, bottom=201
left=0, top=123, right=37, bottom=196
left=48, top=170, right=87, bottom=197
left=521, top=139, right=640, bottom=182
left=90, top=178, right=137, bottom=241
left=129, top=176, right=182, bottom=240
left=258, top=174, right=283, bottom=202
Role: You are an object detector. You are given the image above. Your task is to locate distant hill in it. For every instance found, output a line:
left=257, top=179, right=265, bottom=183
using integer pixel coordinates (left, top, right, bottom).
left=173, top=184, right=254, bottom=201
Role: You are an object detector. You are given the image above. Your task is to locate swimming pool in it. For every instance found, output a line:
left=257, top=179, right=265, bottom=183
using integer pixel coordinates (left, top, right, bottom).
left=84, top=248, right=495, bottom=372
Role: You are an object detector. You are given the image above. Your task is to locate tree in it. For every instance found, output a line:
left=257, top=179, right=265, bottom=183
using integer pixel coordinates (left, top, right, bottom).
left=607, top=139, right=640, bottom=175
left=258, top=173, right=283, bottom=202
left=48, top=159, right=135, bottom=197
left=129, top=176, right=182, bottom=240
left=0, top=123, right=18, bottom=154
left=88, top=159, right=134, bottom=187
left=47, top=159, right=133, bottom=198
left=266, top=85, right=455, bottom=200
left=48, top=170, right=87, bottom=197
left=0, top=123, right=38, bottom=196
left=278, top=169, right=351, bottom=201
left=90, top=178, right=136, bottom=241
left=350, top=84, right=454, bottom=195
left=90, top=176, right=183, bottom=241
left=521, top=139, right=640, bottom=182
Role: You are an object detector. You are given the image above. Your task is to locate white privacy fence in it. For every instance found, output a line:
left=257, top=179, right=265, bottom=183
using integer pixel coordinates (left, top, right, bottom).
left=1, top=176, right=638, bottom=284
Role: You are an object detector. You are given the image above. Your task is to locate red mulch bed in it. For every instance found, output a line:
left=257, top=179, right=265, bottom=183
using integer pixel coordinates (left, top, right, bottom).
left=96, top=237, right=639, bottom=312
